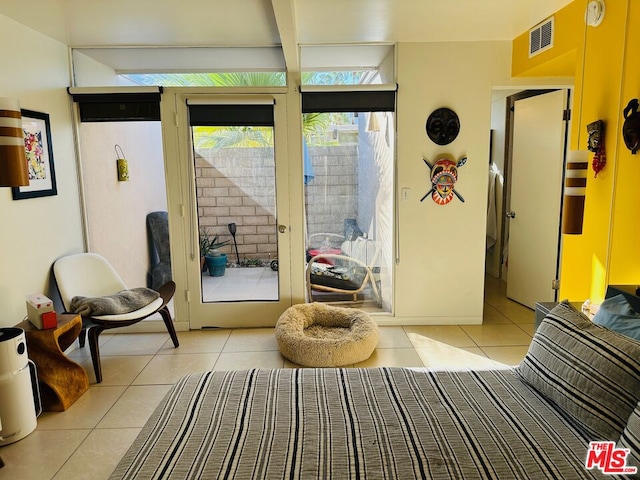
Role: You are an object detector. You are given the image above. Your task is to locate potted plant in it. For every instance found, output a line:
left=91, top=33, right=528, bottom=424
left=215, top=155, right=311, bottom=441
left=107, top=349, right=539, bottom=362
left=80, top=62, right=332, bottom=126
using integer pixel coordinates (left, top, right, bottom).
left=199, top=228, right=230, bottom=275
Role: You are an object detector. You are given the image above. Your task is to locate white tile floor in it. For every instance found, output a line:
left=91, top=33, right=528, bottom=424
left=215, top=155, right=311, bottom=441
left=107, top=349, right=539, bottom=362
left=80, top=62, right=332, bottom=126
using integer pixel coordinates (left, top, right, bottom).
left=0, top=275, right=535, bottom=480
left=202, top=266, right=278, bottom=302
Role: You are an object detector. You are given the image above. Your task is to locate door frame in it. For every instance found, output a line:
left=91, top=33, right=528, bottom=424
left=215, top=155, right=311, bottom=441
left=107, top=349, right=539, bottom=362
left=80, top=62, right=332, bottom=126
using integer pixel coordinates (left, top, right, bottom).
left=160, top=87, right=304, bottom=328
left=502, top=88, right=571, bottom=307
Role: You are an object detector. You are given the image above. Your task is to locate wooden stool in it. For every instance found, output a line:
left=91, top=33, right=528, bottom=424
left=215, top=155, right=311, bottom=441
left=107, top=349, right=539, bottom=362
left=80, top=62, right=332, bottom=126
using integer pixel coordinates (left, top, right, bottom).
left=17, top=314, right=89, bottom=411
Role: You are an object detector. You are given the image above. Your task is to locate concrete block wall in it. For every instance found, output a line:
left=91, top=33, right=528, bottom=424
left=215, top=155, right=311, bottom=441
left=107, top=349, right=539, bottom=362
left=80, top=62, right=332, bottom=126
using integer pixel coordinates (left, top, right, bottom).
left=196, top=145, right=358, bottom=260
left=196, top=148, right=277, bottom=262
left=304, top=145, right=358, bottom=243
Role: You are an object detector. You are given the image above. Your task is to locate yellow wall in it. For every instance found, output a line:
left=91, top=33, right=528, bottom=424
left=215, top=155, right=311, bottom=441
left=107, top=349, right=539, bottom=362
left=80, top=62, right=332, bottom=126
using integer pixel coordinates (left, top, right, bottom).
left=513, top=0, right=640, bottom=303
left=567, top=0, right=629, bottom=303
left=511, top=0, right=582, bottom=78
left=610, top=0, right=640, bottom=287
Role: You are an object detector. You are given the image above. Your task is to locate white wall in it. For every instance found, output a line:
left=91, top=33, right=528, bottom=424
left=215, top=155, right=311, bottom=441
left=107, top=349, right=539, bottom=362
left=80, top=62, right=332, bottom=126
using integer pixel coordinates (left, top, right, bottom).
left=0, top=15, right=84, bottom=326
left=71, top=50, right=137, bottom=87
left=394, top=41, right=520, bottom=324
left=79, top=122, right=167, bottom=287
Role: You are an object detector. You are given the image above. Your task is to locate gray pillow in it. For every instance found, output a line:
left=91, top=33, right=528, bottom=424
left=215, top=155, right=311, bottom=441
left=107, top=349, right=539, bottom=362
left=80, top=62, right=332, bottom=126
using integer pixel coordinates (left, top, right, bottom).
left=518, top=302, right=640, bottom=441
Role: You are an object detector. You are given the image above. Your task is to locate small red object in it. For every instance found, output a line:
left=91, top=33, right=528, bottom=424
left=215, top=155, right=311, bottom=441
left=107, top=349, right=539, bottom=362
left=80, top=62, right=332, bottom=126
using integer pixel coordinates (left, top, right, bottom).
left=307, top=248, right=341, bottom=265
left=592, top=140, right=606, bottom=177
left=41, top=311, right=58, bottom=329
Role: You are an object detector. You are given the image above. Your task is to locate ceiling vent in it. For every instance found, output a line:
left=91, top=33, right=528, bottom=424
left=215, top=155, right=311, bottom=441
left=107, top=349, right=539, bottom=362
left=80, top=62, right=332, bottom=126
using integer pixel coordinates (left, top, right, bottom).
left=529, top=17, right=554, bottom=57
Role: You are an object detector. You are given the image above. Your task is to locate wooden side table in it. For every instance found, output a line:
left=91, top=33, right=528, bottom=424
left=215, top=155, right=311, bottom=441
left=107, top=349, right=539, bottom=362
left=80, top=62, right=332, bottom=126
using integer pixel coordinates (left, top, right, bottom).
left=17, top=314, right=89, bottom=411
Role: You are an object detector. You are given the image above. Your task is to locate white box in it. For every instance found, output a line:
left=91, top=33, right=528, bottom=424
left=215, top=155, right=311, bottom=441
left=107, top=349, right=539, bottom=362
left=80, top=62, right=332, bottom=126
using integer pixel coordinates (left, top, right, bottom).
left=26, top=294, right=54, bottom=329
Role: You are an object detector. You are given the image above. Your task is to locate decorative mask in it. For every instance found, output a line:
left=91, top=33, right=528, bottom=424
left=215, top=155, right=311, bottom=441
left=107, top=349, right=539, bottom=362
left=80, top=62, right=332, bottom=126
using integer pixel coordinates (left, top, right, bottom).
left=587, top=120, right=605, bottom=177
left=421, top=154, right=467, bottom=205
left=622, top=99, right=640, bottom=155
left=587, top=120, right=603, bottom=153
left=426, top=108, right=460, bottom=146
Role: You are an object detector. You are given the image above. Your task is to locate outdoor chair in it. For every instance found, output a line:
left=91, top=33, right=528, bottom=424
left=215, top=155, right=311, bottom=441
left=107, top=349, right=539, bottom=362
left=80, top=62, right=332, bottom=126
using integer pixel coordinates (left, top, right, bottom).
left=53, top=253, right=179, bottom=383
left=306, top=237, right=381, bottom=305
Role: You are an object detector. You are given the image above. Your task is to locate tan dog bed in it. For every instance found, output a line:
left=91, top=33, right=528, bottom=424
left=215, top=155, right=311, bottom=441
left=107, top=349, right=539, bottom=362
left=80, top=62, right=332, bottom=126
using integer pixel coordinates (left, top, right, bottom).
left=275, top=303, right=379, bottom=367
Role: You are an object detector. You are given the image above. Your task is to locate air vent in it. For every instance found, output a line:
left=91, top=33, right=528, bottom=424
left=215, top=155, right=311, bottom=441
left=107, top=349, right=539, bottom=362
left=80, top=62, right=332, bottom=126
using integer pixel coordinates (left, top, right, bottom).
left=529, top=17, right=554, bottom=57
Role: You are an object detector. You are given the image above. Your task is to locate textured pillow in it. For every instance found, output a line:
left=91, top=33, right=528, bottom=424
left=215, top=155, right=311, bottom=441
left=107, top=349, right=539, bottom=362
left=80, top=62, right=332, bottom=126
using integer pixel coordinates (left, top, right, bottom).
left=593, top=294, right=640, bottom=340
left=619, top=402, right=640, bottom=473
left=518, top=301, right=640, bottom=441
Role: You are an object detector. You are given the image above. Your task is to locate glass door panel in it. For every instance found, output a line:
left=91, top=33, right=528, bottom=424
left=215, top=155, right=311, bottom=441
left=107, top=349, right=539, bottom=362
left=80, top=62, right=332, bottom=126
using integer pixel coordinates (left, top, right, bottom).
left=193, top=125, right=279, bottom=302
left=303, top=110, right=394, bottom=313
left=163, top=92, right=292, bottom=328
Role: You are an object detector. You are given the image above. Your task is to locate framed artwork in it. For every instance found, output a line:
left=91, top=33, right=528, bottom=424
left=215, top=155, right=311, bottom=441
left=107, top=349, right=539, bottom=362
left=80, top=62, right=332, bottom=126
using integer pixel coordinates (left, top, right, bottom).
left=12, top=109, right=57, bottom=200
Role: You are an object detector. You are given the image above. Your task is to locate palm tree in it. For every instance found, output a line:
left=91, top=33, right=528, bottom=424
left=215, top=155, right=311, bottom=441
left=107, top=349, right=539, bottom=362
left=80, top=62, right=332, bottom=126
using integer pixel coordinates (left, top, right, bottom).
left=125, top=71, right=363, bottom=149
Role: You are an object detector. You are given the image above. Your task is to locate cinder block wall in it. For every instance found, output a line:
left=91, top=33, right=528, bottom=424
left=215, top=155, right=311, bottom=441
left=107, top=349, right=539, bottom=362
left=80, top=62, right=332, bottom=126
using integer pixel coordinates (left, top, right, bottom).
left=304, top=145, right=358, bottom=240
left=196, top=145, right=358, bottom=261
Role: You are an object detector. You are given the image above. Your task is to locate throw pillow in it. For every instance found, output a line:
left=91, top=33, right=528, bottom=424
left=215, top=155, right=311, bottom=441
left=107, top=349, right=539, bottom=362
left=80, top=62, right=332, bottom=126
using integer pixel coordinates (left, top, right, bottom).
left=592, top=294, right=640, bottom=340
left=619, top=401, right=640, bottom=474
left=518, top=301, right=640, bottom=442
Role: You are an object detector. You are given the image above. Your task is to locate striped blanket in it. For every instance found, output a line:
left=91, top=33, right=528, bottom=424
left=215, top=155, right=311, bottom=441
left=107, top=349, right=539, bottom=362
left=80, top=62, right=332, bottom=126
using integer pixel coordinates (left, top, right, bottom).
left=110, top=367, right=607, bottom=479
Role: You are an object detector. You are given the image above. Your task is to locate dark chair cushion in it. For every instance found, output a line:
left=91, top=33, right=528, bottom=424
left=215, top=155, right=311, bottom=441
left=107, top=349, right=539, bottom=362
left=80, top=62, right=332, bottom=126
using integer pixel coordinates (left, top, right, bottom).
left=310, top=263, right=367, bottom=291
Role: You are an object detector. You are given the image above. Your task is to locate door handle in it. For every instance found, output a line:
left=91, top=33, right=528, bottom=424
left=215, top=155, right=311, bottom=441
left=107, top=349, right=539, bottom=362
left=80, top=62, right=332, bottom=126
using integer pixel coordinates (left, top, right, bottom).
left=278, top=225, right=287, bottom=233
left=506, top=211, right=516, bottom=219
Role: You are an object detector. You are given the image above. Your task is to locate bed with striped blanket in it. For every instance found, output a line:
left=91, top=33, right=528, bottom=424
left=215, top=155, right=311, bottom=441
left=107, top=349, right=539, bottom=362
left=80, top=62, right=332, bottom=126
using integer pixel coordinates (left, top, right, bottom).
left=110, top=303, right=640, bottom=479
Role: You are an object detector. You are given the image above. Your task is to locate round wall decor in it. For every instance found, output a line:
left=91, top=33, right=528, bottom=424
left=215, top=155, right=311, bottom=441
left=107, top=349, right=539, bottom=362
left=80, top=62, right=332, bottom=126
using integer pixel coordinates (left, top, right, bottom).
left=585, top=0, right=605, bottom=27
left=426, top=107, right=460, bottom=145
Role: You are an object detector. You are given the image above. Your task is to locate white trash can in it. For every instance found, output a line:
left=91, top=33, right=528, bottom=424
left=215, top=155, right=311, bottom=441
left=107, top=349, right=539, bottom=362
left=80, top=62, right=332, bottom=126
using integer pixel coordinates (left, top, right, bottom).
left=0, top=328, right=41, bottom=446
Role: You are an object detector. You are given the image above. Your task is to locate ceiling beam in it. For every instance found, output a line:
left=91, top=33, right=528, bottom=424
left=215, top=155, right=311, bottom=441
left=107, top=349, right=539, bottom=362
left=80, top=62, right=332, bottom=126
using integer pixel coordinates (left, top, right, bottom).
left=271, top=0, right=300, bottom=78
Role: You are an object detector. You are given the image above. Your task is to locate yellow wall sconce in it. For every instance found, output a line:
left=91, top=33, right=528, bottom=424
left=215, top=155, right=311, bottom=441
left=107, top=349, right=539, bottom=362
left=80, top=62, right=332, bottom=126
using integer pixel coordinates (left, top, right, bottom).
left=0, top=97, right=29, bottom=187
left=115, top=144, right=129, bottom=181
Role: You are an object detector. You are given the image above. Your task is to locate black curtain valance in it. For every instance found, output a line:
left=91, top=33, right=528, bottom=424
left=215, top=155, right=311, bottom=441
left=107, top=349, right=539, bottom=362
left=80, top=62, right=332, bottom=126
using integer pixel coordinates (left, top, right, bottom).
left=70, top=91, right=162, bottom=122
left=188, top=104, right=274, bottom=127
left=302, top=90, right=396, bottom=113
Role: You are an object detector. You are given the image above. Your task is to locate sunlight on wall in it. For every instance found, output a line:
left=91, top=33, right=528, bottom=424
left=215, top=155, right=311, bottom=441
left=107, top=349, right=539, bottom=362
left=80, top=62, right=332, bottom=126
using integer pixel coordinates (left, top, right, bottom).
left=590, top=255, right=607, bottom=303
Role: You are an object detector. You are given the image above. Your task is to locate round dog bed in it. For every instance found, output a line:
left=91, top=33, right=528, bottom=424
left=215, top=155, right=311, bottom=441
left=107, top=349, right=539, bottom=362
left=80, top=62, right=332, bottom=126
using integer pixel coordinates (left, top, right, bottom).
left=275, top=303, right=379, bottom=367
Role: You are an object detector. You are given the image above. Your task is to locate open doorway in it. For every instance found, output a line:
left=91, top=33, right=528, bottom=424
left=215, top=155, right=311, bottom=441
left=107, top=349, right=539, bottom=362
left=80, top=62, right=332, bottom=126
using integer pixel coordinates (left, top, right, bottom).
left=487, top=88, right=571, bottom=309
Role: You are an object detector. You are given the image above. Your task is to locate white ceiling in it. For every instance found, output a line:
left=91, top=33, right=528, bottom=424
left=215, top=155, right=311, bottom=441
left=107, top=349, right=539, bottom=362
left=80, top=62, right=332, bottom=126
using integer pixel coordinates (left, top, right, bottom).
left=0, top=0, right=575, bottom=72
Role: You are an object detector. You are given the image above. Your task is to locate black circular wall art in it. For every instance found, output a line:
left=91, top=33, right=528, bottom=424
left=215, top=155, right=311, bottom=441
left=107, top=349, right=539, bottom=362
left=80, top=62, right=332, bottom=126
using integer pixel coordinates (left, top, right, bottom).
left=426, top=107, right=460, bottom=145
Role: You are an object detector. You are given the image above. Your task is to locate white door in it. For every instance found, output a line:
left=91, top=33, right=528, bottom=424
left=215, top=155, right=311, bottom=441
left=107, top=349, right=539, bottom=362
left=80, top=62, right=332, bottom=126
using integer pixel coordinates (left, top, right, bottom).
left=506, top=90, right=568, bottom=309
left=162, top=92, right=293, bottom=328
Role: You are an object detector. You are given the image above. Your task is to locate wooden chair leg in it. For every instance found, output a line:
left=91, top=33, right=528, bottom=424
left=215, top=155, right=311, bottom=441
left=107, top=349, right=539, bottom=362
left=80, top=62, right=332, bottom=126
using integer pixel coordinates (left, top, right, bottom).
left=87, top=326, right=105, bottom=384
left=78, top=328, right=86, bottom=348
left=159, top=306, right=179, bottom=348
